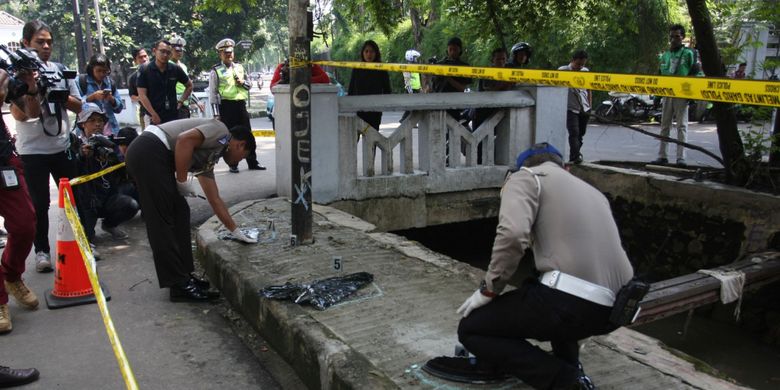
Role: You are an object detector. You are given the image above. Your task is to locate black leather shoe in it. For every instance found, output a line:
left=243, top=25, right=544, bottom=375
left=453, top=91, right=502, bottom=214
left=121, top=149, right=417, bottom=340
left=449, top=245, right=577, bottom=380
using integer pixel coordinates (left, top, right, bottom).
left=170, top=280, right=219, bottom=302
left=0, top=365, right=40, bottom=388
left=248, top=164, right=267, bottom=170
left=650, top=157, right=668, bottom=165
left=190, top=273, right=210, bottom=290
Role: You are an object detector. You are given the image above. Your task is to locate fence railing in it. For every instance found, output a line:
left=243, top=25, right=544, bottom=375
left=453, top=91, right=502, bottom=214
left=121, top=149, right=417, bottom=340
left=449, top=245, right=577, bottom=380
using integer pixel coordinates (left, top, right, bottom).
left=273, top=84, right=567, bottom=204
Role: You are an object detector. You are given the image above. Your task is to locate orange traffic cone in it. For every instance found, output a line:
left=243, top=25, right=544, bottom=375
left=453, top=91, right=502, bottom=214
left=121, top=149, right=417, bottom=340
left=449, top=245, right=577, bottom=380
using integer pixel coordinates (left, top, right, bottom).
left=45, top=178, right=110, bottom=309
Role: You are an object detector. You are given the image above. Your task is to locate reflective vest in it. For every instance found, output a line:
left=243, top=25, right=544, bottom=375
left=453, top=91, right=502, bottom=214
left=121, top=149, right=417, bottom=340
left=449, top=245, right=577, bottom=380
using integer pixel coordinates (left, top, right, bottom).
left=215, top=62, right=249, bottom=101
left=410, top=73, right=421, bottom=90
left=173, top=60, right=188, bottom=96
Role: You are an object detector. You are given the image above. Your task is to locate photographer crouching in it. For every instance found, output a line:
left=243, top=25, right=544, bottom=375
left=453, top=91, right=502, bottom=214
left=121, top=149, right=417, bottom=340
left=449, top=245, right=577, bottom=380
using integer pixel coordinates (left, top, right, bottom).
left=71, top=104, right=139, bottom=245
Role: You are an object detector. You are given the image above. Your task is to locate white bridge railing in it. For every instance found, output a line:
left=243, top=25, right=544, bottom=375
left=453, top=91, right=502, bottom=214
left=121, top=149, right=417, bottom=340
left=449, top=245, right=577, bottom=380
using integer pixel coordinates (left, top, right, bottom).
left=274, top=84, right=567, bottom=204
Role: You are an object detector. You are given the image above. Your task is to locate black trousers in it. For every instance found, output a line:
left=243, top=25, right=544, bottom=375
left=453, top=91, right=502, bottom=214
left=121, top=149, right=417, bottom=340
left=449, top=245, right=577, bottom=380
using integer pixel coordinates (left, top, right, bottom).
left=566, top=110, right=589, bottom=161
left=125, top=134, right=193, bottom=288
left=357, top=111, right=382, bottom=131
left=458, top=279, right=616, bottom=390
left=21, top=151, right=79, bottom=254
left=81, top=191, right=139, bottom=242
left=219, top=99, right=259, bottom=168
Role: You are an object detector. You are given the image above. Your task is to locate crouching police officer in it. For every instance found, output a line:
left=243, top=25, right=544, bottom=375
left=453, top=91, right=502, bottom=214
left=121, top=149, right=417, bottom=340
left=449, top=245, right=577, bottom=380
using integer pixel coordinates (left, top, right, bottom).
left=454, top=143, right=634, bottom=389
left=71, top=104, right=139, bottom=242
left=125, top=118, right=257, bottom=302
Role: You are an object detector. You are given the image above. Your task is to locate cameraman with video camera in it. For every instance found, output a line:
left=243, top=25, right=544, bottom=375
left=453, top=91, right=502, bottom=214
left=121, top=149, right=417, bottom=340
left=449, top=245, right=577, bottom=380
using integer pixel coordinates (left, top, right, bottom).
left=10, top=20, right=82, bottom=273
left=70, top=104, right=139, bottom=245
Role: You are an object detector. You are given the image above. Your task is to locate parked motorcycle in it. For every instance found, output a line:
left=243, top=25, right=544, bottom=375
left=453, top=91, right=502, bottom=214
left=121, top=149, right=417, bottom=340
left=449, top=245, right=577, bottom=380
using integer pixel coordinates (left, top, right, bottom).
left=594, top=92, right=661, bottom=123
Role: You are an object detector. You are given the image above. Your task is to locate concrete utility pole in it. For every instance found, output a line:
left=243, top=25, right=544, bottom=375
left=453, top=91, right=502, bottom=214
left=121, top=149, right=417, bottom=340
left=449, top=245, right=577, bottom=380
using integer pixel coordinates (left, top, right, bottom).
left=93, top=0, right=105, bottom=54
left=71, top=0, right=86, bottom=71
left=288, top=0, right=313, bottom=244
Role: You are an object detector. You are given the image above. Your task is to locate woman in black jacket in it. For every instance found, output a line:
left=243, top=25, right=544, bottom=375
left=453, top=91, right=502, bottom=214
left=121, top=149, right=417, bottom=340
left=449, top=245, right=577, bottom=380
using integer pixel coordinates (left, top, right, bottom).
left=347, top=40, right=391, bottom=130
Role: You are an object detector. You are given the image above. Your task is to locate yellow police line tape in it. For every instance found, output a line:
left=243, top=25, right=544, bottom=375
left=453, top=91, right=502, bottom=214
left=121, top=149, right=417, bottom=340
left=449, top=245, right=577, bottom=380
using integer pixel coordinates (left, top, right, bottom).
left=69, top=129, right=273, bottom=186
left=62, top=188, right=139, bottom=390
left=69, top=162, right=126, bottom=186
left=314, top=60, right=780, bottom=108
left=252, top=129, right=275, bottom=137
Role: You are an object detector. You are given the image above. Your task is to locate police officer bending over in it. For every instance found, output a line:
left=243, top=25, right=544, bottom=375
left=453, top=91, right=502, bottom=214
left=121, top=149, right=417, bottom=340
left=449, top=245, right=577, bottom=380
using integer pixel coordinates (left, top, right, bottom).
left=72, top=103, right=139, bottom=242
left=455, top=143, right=634, bottom=389
left=125, top=118, right=257, bottom=302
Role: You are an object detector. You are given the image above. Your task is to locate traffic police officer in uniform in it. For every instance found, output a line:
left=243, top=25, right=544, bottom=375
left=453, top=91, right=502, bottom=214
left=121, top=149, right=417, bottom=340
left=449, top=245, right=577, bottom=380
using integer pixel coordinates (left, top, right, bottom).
left=208, top=38, right=264, bottom=173
left=170, top=36, right=192, bottom=119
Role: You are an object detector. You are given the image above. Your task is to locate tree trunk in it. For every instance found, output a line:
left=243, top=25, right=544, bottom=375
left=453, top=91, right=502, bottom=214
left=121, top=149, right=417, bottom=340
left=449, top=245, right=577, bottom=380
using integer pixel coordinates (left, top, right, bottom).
left=686, top=0, right=750, bottom=184
left=485, top=0, right=506, bottom=50
left=427, top=0, right=439, bottom=25
left=772, top=108, right=780, bottom=166
left=410, top=8, right=423, bottom=49
left=71, top=0, right=86, bottom=72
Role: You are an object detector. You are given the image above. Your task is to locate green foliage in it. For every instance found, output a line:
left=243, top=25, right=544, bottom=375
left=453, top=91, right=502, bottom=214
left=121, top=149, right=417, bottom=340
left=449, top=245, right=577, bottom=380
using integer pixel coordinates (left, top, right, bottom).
left=0, top=0, right=285, bottom=79
left=330, top=0, right=671, bottom=77
left=739, top=126, right=780, bottom=190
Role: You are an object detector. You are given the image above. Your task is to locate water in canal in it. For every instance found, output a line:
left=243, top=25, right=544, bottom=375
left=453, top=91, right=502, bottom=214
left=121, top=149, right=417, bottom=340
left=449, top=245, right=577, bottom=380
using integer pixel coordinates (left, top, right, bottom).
left=394, top=218, right=780, bottom=390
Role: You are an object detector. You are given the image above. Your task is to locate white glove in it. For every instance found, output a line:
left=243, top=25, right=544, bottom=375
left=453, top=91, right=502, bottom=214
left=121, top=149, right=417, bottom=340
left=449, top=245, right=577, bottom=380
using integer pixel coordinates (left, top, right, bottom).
left=457, top=289, right=494, bottom=318
left=231, top=228, right=258, bottom=244
left=176, top=180, right=197, bottom=197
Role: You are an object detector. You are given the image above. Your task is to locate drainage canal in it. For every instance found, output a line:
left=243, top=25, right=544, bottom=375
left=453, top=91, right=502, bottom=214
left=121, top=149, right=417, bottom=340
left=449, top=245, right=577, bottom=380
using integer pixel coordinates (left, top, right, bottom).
left=394, top=218, right=780, bottom=390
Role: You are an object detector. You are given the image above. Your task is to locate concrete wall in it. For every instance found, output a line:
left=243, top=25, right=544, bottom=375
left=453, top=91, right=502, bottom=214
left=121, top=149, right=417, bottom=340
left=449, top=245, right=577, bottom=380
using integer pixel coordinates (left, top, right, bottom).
left=572, top=164, right=780, bottom=278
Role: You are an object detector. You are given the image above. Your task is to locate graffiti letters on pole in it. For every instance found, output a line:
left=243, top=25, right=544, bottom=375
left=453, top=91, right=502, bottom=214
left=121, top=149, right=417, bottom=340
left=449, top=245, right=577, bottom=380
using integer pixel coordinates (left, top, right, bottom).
left=294, top=166, right=312, bottom=210
left=292, top=92, right=312, bottom=211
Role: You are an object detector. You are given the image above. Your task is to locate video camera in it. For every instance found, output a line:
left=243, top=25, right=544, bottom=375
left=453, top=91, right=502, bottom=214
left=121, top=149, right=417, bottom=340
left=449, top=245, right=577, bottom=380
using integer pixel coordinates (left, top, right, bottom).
left=87, top=134, right=120, bottom=165
left=427, top=56, right=438, bottom=64
left=0, top=44, right=76, bottom=103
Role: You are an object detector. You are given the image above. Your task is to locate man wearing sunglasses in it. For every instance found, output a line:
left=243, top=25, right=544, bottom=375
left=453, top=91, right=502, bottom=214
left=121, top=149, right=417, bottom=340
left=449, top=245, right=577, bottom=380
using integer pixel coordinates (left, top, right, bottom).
left=137, top=39, right=193, bottom=126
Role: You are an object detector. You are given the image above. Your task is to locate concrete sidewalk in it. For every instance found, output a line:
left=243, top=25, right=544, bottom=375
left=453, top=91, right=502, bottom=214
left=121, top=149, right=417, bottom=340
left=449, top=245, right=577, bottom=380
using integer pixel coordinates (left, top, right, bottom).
left=197, top=197, right=748, bottom=389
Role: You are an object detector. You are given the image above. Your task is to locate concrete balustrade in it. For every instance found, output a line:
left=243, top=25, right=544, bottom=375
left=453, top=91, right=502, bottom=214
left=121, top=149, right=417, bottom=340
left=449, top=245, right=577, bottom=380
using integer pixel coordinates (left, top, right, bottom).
left=274, top=84, right=567, bottom=230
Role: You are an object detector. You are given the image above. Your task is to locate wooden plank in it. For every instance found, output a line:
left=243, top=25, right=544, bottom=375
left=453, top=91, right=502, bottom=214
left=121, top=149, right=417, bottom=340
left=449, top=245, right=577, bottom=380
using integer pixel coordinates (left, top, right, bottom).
left=633, top=253, right=780, bottom=325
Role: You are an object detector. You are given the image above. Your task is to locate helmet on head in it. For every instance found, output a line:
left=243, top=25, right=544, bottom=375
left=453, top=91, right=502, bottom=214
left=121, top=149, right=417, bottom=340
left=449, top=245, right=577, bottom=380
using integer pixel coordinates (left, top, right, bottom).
left=515, top=142, right=562, bottom=168
left=405, top=49, right=421, bottom=62
left=510, top=42, right=532, bottom=64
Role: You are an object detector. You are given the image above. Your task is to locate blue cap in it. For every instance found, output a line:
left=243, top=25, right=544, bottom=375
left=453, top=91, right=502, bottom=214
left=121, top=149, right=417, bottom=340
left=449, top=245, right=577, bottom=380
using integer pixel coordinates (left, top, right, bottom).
left=515, top=143, right=563, bottom=168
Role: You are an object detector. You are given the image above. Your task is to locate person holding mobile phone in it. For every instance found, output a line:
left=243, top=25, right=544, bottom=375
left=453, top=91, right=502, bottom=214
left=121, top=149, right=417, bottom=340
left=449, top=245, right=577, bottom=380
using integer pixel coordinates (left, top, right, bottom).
left=79, top=53, right=124, bottom=135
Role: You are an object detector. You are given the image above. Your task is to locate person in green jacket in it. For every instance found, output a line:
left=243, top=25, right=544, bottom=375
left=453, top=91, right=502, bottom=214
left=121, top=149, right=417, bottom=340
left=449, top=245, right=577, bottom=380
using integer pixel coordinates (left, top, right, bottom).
left=652, top=24, right=695, bottom=167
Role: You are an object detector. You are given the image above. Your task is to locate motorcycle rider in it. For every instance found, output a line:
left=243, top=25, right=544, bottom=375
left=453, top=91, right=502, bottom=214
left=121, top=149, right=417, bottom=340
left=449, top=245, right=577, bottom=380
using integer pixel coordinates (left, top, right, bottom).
left=508, top=42, right=532, bottom=68
left=403, top=49, right=422, bottom=94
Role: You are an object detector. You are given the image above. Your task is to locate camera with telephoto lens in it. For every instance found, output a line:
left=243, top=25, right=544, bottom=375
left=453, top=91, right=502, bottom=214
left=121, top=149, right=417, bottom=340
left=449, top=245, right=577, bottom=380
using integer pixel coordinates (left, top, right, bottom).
left=87, top=134, right=119, bottom=164
left=0, top=44, right=76, bottom=103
